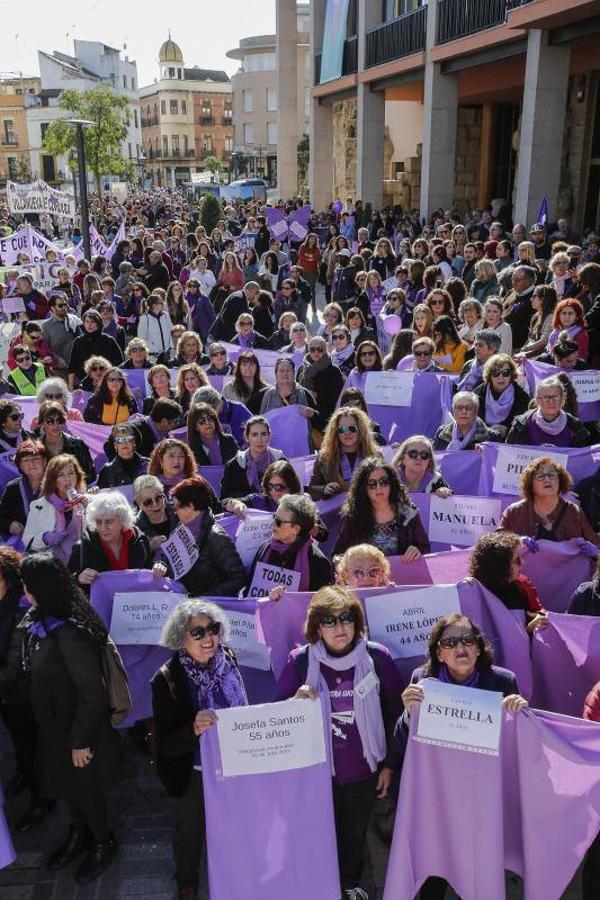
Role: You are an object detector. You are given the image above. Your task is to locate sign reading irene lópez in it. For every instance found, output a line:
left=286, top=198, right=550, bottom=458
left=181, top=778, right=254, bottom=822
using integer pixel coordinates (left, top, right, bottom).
left=492, top=445, right=568, bottom=496
left=428, top=494, right=502, bottom=547
left=365, top=585, right=461, bottom=659
left=110, top=591, right=181, bottom=645
left=416, top=680, right=503, bottom=754
left=216, top=698, right=326, bottom=777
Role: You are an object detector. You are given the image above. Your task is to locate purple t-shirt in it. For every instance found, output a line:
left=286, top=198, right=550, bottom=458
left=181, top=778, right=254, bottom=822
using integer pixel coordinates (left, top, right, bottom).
left=527, top=417, right=573, bottom=447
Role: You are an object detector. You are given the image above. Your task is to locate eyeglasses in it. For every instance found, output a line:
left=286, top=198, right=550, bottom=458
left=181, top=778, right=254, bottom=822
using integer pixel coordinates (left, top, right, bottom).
left=348, top=567, right=382, bottom=580
left=320, top=612, right=354, bottom=628
left=538, top=394, right=562, bottom=402
left=454, top=405, right=475, bottom=413
left=15, top=355, right=31, bottom=363
left=29, top=335, right=41, bottom=341
left=491, top=369, right=511, bottom=378
left=282, top=286, right=292, bottom=291
left=430, top=299, right=445, bottom=306
left=337, top=424, right=358, bottom=435
left=266, top=482, right=286, bottom=493
left=107, top=376, right=124, bottom=384
left=43, top=416, right=66, bottom=425
left=91, top=365, right=108, bottom=372
left=533, top=470, right=559, bottom=481
left=406, top=450, right=430, bottom=461
left=141, top=493, right=166, bottom=508
left=413, top=350, right=432, bottom=358
left=360, top=351, right=376, bottom=358
left=114, top=435, right=135, bottom=445
left=189, top=622, right=221, bottom=640
left=55, top=303, right=68, bottom=309
left=332, top=334, right=347, bottom=341
left=43, top=392, right=63, bottom=400
left=367, top=476, right=390, bottom=488
left=273, top=514, right=296, bottom=527
left=8, top=412, right=24, bottom=422
left=130, top=347, right=145, bottom=353
left=196, top=415, right=214, bottom=426
left=438, top=634, right=477, bottom=650
left=211, top=350, right=226, bottom=358
left=309, top=346, right=325, bottom=353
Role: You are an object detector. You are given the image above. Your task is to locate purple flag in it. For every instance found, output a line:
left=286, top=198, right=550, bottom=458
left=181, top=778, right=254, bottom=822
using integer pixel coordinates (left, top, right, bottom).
left=265, top=206, right=288, bottom=241
left=90, top=570, right=185, bottom=726
left=524, top=359, right=600, bottom=423
left=479, top=440, right=600, bottom=499
left=67, top=420, right=112, bottom=465
left=369, top=373, right=452, bottom=443
left=388, top=548, right=472, bottom=586
left=434, top=449, right=482, bottom=495
left=287, top=205, right=312, bottom=243
left=264, top=405, right=310, bottom=458
left=520, top=539, right=594, bottom=612
left=531, top=612, right=600, bottom=715
left=70, top=389, right=94, bottom=414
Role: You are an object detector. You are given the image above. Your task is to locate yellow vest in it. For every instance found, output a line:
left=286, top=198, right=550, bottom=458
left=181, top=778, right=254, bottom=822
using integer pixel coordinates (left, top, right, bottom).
left=10, top=363, right=46, bottom=396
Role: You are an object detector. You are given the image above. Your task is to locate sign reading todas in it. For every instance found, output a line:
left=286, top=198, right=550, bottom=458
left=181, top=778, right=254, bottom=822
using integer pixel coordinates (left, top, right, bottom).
left=216, top=698, right=326, bottom=777
left=491, top=445, right=569, bottom=496
left=6, top=180, right=76, bottom=219
left=161, top=525, right=199, bottom=579
left=247, top=562, right=301, bottom=598
left=227, top=611, right=271, bottom=671
left=364, top=371, right=414, bottom=407
left=110, top=591, right=181, bottom=645
left=417, top=680, right=503, bottom=754
left=428, top=494, right=502, bottom=547
left=365, top=585, right=461, bottom=659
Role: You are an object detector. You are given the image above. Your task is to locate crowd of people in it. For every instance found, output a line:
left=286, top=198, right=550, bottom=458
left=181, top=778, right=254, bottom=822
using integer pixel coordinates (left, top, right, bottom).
left=0, top=188, right=599, bottom=900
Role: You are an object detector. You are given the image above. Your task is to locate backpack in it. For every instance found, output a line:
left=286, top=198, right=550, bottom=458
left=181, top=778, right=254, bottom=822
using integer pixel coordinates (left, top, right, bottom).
left=101, top=637, right=132, bottom=727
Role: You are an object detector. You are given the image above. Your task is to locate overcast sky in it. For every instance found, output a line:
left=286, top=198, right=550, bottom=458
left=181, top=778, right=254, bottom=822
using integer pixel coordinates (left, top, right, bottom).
left=0, top=0, right=276, bottom=85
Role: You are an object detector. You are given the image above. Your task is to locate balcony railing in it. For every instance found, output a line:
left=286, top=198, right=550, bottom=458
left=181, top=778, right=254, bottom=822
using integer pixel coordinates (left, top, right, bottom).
left=437, top=0, right=529, bottom=43
left=1, top=139, right=18, bottom=146
left=366, top=7, right=427, bottom=67
left=185, top=149, right=195, bottom=157
left=342, top=35, right=358, bottom=75
left=200, top=116, right=214, bottom=125
left=141, top=116, right=158, bottom=127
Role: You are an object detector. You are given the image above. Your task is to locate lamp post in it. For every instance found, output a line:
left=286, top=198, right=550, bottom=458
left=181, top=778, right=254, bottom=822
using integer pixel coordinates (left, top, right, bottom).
left=65, top=118, right=95, bottom=263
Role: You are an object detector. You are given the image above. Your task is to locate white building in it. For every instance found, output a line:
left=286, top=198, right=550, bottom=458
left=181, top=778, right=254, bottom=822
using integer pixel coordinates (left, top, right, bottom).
left=26, top=40, right=142, bottom=188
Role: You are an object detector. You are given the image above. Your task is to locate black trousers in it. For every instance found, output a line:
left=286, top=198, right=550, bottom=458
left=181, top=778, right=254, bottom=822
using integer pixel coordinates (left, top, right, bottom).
left=173, top=770, right=206, bottom=888
left=69, top=789, right=110, bottom=843
left=583, top=830, right=600, bottom=900
left=420, top=876, right=449, bottom=899
left=1, top=702, right=40, bottom=797
left=332, top=773, right=378, bottom=890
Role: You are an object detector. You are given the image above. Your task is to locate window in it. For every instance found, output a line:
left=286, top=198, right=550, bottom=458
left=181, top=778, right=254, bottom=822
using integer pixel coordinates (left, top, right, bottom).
left=244, top=123, right=254, bottom=145
left=3, top=120, right=16, bottom=145
left=168, top=67, right=176, bottom=78
left=162, top=136, right=169, bottom=154
left=160, top=100, right=166, bottom=115
left=184, top=135, right=189, bottom=154
left=133, top=109, right=138, bottom=128
left=224, top=103, right=232, bottom=121
left=225, top=136, right=234, bottom=153
left=243, top=53, right=276, bottom=72
left=181, top=100, right=187, bottom=115
left=123, top=75, right=127, bottom=88
left=170, top=100, right=178, bottom=115
left=172, top=135, right=180, bottom=155
left=267, top=122, right=278, bottom=145
left=384, top=0, right=420, bottom=18
left=131, top=76, right=135, bottom=90
left=40, top=122, right=49, bottom=140
left=128, top=142, right=132, bottom=158
left=7, top=157, right=18, bottom=179
left=242, top=90, right=253, bottom=112
left=266, top=87, right=277, bottom=111
left=203, top=135, right=213, bottom=153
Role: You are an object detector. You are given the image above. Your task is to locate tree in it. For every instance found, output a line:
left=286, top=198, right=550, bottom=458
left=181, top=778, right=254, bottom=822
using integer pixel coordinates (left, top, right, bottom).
left=42, top=86, right=137, bottom=194
left=10, top=155, right=33, bottom=183
left=203, top=155, right=221, bottom=175
left=201, top=193, right=224, bottom=233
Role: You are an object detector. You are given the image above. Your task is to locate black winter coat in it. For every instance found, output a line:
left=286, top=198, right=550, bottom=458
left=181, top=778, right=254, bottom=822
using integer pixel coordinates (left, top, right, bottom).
left=189, top=432, right=238, bottom=468
left=83, top=393, right=139, bottom=425
left=211, top=291, right=249, bottom=342
left=0, top=477, right=36, bottom=534
left=246, top=538, right=333, bottom=594
left=41, top=432, right=96, bottom=485
left=568, top=578, right=600, bottom=616
left=96, top=453, right=149, bottom=488
left=221, top=449, right=285, bottom=500
left=575, top=470, right=600, bottom=531
left=473, top=382, right=530, bottom=430
left=69, top=526, right=152, bottom=576
left=162, top=509, right=246, bottom=597
left=505, top=410, right=591, bottom=447
left=296, top=360, right=345, bottom=431
left=68, top=331, right=124, bottom=380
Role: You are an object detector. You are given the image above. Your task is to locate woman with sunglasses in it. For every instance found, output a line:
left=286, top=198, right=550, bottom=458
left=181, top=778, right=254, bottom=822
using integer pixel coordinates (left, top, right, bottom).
left=335, top=544, right=393, bottom=589
left=392, top=436, right=451, bottom=497
left=0, top=440, right=47, bottom=538
left=309, top=407, right=381, bottom=501
left=6, top=344, right=47, bottom=397
left=345, top=340, right=383, bottom=392
left=431, top=315, right=468, bottom=374
left=151, top=599, right=248, bottom=899
left=297, top=336, right=345, bottom=432
left=120, top=338, right=152, bottom=370
left=133, top=475, right=178, bottom=555
left=8, top=321, right=59, bottom=376
left=36, top=401, right=95, bottom=485
left=473, top=354, right=529, bottom=438
left=247, top=493, right=333, bottom=597
left=222, top=351, right=268, bottom=415
left=175, top=363, right=209, bottom=416
left=278, top=585, right=402, bottom=899
left=329, top=326, right=356, bottom=378
left=334, top=458, right=430, bottom=560
left=205, top=342, right=234, bottom=376
left=224, top=459, right=313, bottom=521
left=153, top=476, right=246, bottom=596
left=317, top=303, right=344, bottom=345
left=221, top=415, right=285, bottom=501
left=187, top=403, right=238, bottom=469
left=0, top=399, right=31, bottom=452
left=34, top=379, right=83, bottom=430
left=83, top=368, right=138, bottom=427
left=96, top=423, right=149, bottom=489
left=78, top=356, right=111, bottom=393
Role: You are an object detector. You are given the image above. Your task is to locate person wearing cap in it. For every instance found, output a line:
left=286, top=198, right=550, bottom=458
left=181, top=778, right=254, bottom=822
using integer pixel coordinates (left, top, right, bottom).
left=529, top=223, right=551, bottom=260
left=96, top=423, right=149, bottom=489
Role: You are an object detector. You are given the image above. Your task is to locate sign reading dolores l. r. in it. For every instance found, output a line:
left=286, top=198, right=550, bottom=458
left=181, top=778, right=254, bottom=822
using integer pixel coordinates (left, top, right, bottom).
left=416, top=679, right=503, bottom=754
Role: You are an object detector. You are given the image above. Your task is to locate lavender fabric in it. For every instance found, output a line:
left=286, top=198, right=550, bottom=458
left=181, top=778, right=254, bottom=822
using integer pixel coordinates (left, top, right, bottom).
left=70, top=390, right=94, bottom=413
left=201, top=721, right=340, bottom=900
left=0, top=451, right=19, bottom=493
left=263, top=405, right=310, bottom=458
left=197, top=464, right=225, bottom=495
left=0, top=786, right=15, bottom=870
left=409, top=493, right=512, bottom=552
left=434, top=450, right=482, bottom=495
left=264, top=206, right=288, bottom=240
left=90, top=570, right=186, bottom=726
left=287, top=205, right=313, bottom=242
left=178, top=646, right=248, bottom=709
left=524, top=358, right=600, bottom=423
left=531, top=612, right=600, bottom=715
left=520, top=539, right=594, bottom=612
left=478, top=441, right=600, bottom=498
left=67, top=420, right=112, bottom=468
left=370, top=372, right=453, bottom=443
left=120, top=368, right=148, bottom=399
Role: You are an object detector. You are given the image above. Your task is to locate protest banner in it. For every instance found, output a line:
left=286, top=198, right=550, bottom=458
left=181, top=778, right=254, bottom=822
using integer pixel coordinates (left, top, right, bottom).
left=417, top=680, right=503, bottom=754
left=434, top=449, right=482, bottom=495
left=489, top=444, right=569, bottom=496
left=160, top=524, right=199, bottom=579
left=531, top=612, right=600, bottom=715
left=428, top=494, right=503, bottom=547
left=234, top=512, right=273, bottom=567
left=0, top=227, right=30, bottom=264
left=479, top=441, right=600, bottom=498
left=365, top=585, right=461, bottom=659
left=265, top=206, right=288, bottom=241
left=226, top=609, right=271, bottom=671
left=109, top=591, right=182, bottom=646
left=364, top=370, right=414, bottom=407
left=520, top=538, right=594, bottom=612
left=7, top=180, right=75, bottom=219
left=524, top=358, right=600, bottom=422
left=247, top=561, right=301, bottom=598
left=1, top=296, right=25, bottom=315
left=234, top=231, right=258, bottom=253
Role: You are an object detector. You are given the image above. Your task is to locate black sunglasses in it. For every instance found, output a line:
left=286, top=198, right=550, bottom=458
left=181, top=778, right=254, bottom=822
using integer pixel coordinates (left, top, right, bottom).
left=320, top=612, right=354, bottom=628
left=189, top=622, right=221, bottom=640
left=438, top=634, right=477, bottom=650
left=406, top=450, right=430, bottom=460
left=273, top=514, right=296, bottom=527
left=367, top=476, right=390, bottom=488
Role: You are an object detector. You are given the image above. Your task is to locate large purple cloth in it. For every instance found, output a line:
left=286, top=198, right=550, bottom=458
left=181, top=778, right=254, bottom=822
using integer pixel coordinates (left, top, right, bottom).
left=0, top=783, right=15, bottom=870
left=11, top=395, right=38, bottom=429
left=520, top=539, right=594, bottom=612
left=264, top=405, right=310, bottom=458
left=388, top=548, right=472, bottom=586
left=524, top=359, right=600, bottom=423
left=90, top=570, right=185, bottom=726
left=385, top=707, right=600, bottom=900
left=198, top=464, right=225, bottom=495
left=531, top=612, right=600, bottom=715
left=434, top=449, right=482, bottom=495
left=70, top=390, right=94, bottom=413
left=67, top=420, right=112, bottom=466
left=0, top=451, right=18, bottom=493
left=479, top=441, right=600, bottom=499
left=367, top=372, right=453, bottom=443
left=201, top=720, right=340, bottom=900
left=287, top=205, right=313, bottom=242
left=120, top=368, right=148, bottom=399
left=265, top=206, right=289, bottom=240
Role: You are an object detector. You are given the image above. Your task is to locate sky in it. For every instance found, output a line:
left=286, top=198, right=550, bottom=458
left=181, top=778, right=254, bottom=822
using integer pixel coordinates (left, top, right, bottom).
left=0, top=0, right=277, bottom=85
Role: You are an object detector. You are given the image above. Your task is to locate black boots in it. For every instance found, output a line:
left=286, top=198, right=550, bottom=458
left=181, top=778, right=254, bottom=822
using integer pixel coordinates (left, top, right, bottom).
left=75, top=832, right=118, bottom=883
left=47, top=825, right=91, bottom=871
left=16, top=800, right=55, bottom=833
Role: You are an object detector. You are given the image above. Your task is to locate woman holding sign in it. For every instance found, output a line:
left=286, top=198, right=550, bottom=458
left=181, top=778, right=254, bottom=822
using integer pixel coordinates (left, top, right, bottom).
left=151, top=599, right=248, bottom=900
left=279, top=585, right=402, bottom=900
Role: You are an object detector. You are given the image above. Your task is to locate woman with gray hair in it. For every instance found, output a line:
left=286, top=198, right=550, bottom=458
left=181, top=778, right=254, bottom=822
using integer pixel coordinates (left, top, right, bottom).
left=246, top=492, right=333, bottom=598
left=506, top=376, right=591, bottom=447
left=151, top=599, right=247, bottom=899
left=69, top=490, right=152, bottom=586
left=433, top=390, right=502, bottom=451
left=33, top=377, right=83, bottom=429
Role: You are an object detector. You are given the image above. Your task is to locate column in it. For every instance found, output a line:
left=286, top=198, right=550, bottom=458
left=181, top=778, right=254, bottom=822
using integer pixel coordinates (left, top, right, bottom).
left=356, top=0, right=385, bottom=207
left=514, top=29, right=571, bottom=227
left=277, top=0, right=299, bottom=198
left=420, top=0, right=458, bottom=217
left=309, top=0, right=334, bottom=208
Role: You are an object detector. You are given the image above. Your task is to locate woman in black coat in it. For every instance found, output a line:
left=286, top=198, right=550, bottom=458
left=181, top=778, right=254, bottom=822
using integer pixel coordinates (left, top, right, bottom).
left=187, top=403, right=238, bottom=469
left=96, top=423, right=149, bottom=489
left=67, top=309, right=123, bottom=388
left=0, top=439, right=47, bottom=538
left=19, top=553, right=121, bottom=883
left=297, top=336, right=345, bottom=432
left=473, top=353, right=530, bottom=438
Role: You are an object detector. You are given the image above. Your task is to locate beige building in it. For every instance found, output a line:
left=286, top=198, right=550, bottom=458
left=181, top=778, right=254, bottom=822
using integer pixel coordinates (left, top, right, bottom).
left=0, top=77, right=41, bottom=186
left=227, top=3, right=310, bottom=190
left=139, top=37, right=233, bottom=188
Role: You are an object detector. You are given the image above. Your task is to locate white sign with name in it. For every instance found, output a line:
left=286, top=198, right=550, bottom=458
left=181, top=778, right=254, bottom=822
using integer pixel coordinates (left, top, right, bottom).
left=364, top=371, right=414, bottom=407
left=161, top=524, right=199, bottom=579
left=110, top=591, right=181, bottom=645
left=491, top=445, right=569, bottom=496
left=235, top=514, right=274, bottom=568
left=429, top=494, right=502, bottom=547
left=416, top=679, right=503, bottom=754
left=227, top=610, right=271, bottom=671
left=570, top=372, right=600, bottom=404
left=7, top=180, right=75, bottom=219
left=216, top=698, right=326, bottom=777
left=1, top=296, right=25, bottom=315
left=365, top=585, right=461, bottom=659
left=247, top=561, right=301, bottom=598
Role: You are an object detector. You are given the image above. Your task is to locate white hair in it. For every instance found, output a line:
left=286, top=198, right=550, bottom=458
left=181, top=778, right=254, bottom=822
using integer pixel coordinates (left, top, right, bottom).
left=453, top=390, right=479, bottom=411
left=36, top=378, right=70, bottom=407
left=86, top=491, right=134, bottom=530
left=133, top=474, right=163, bottom=503
left=161, top=599, right=231, bottom=649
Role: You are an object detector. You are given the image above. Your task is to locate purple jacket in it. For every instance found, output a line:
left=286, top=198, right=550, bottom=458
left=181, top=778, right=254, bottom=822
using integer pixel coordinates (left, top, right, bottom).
left=190, top=294, right=216, bottom=341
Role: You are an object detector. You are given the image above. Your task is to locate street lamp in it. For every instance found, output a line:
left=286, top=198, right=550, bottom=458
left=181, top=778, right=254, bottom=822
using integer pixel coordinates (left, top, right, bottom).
left=65, top=118, right=95, bottom=262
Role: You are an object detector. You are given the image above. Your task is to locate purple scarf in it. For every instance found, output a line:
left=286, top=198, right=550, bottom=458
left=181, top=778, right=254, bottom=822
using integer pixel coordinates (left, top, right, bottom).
left=18, top=477, right=39, bottom=517
left=446, top=419, right=479, bottom=451
left=244, top=448, right=278, bottom=492
left=546, top=324, right=581, bottom=351
left=47, top=492, right=72, bottom=531
left=399, top=465, right=434, bottom=493
left=331, top=342, right=355, bottom=367
left=485, top=383, right=515, bottom=425
left=531, top=408, right=568, bottom=437
left=261, top=535, right=312, bottom=592
left=367, top=287, right=386, bottom=318
left=437, top=662, right=480, bottom=688
left=178, top=646, right=248, bottom=710
left=340, top=452, right=359, bottom=483
left=160, top=472, right=185, bottom=489
left=237, top=331, right=255, bottom=348
left=27, top=615, right=65, bottom=639
left=203, top=436, right=222, bottom=466
left=306, top=637, right=386, bottom=775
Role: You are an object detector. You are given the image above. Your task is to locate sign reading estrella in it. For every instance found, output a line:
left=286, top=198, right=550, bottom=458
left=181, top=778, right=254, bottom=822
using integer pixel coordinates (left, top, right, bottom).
left=417, top=680, right=503, bottom=754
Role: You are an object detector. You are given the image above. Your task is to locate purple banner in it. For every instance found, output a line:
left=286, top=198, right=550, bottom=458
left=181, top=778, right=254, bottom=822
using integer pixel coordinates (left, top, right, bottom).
left=67, top=420, right=112, bottom=466
left=0, top=450, right=18, bottom=493
left=264, top=405, right=310, bottom=458
left=479, top=441, right=600, bottom=499
left=524, top=359, right=600, bottom=423
left=287, top=205, right=312, bottom=243
left=368, top=373, right=453, bottom=443
left=265, top=207, right=289, bottom=241
left=520, top=539, right=594, bottom=612
left=434, top=449, right=482, bottom=495
left=121, top=368, right=148, bottom=400
left=70, top=389, right=94, bottom=414
left=532, top=612, right=600, bottom=716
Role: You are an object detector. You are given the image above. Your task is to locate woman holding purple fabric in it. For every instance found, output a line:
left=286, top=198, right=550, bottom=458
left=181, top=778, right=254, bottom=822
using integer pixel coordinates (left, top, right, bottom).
left=506, top=376, right=591, bottom=447
left=151, top=599, right=248, bottom=900
left=279, top=585, right=402, bottom=900
left=187, top=403, right=238, bottom=469
left=220, top=415, right=285, bottom=501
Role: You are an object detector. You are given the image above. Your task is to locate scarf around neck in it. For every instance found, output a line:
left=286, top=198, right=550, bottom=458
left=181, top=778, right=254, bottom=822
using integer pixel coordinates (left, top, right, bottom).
left=331, top=342, right=355, bottom=367
left=437, top=662, right=480, bottom=689
left=178, top=646, right=248, bottom=711
left=237, top=331, right=255, bottom=348
left=203, top=435, right=222, bottom=466
left=340, top=451, right=359, bottom=483
left=485, top=382, right=515, bottom=425
left=261, top=534, right=312, bottom=591
left=399, top=465, right=434, bottom=493
left=532, top=407, right=568, bottom=436
left=446, top=418, right=479, bottom=451
left=301, top=350, right=331, bottom=391
left=546, top=324, right=581, bottom=350
left=244, top=447, right=278, bottom=491
left=306, top=637, right=386, bottom=775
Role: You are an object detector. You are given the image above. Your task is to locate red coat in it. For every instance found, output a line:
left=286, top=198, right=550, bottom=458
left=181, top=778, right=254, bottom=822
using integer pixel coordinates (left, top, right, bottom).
left=583, top=681, right=600, bottom=722
left=8, top=335, right=60, bottom=374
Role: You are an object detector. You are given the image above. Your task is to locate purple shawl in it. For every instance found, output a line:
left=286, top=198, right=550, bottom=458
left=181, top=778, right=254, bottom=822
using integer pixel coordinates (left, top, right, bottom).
left=437, top=662, right=480, bottom=688
left=485, top=383, right=515, bottom=425
left=178, top=646, right=248, bottom=711
left=446, top=419, right=479, bottom=451
left=245, top=448, right=278, bottom=492
left=261, top=535, right=312, bottom=592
